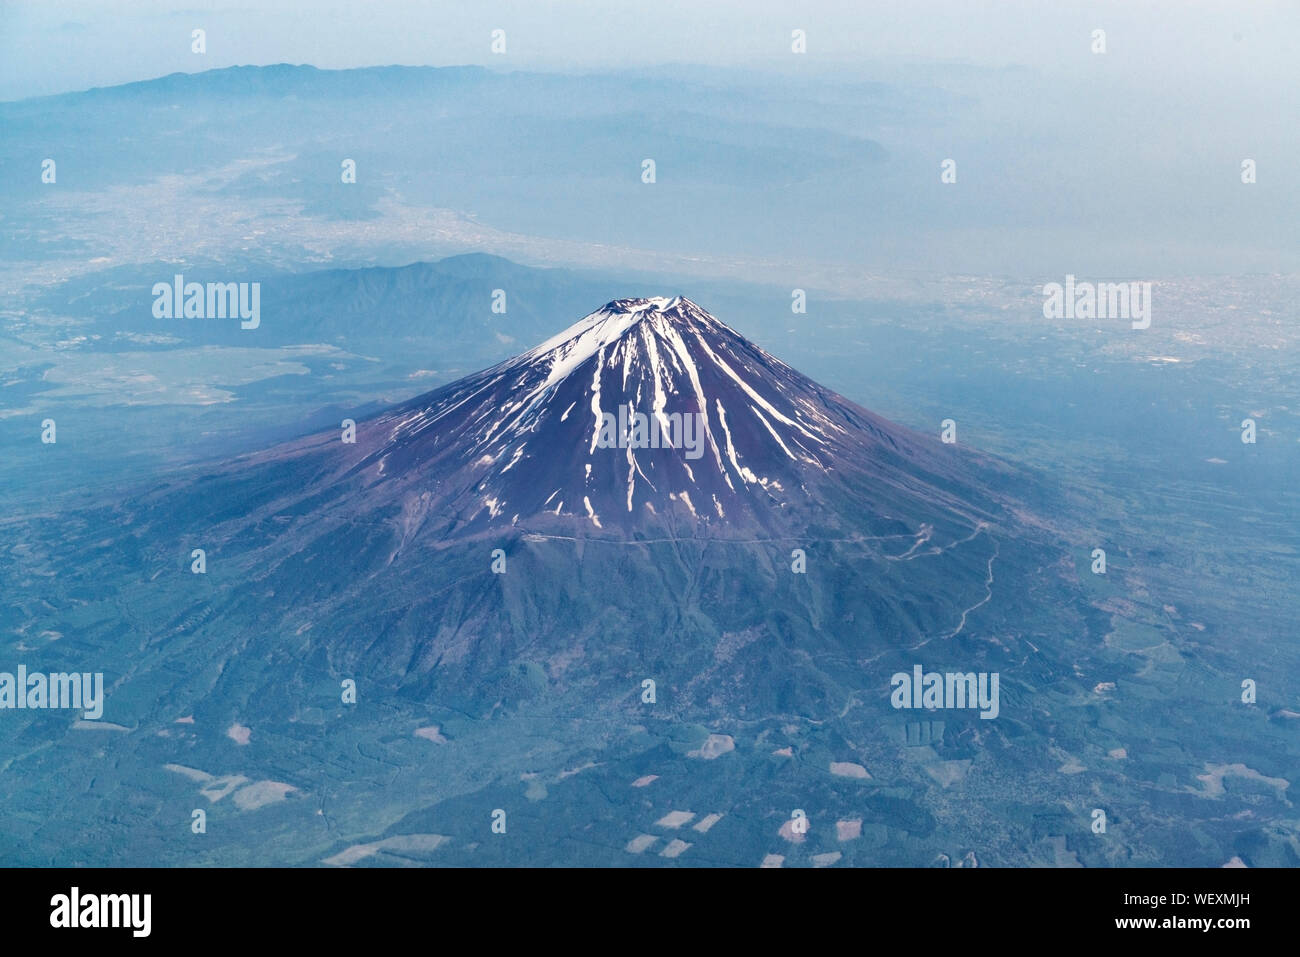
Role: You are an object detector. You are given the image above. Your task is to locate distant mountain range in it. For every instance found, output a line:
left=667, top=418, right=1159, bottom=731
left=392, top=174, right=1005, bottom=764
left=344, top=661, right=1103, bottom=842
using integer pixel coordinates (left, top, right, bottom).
left=22, top=253, right=631, bottom=352
left=0, top=62, right=909, bottom=278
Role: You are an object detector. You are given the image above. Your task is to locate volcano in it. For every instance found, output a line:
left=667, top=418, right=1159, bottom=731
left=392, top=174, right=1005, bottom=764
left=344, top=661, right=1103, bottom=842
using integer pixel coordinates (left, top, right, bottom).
left=123, top=296, right=1075, bottom=708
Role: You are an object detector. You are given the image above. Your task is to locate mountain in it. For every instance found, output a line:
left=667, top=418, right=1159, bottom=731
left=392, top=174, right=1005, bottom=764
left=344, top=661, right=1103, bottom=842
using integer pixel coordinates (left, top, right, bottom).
left=21, top=254, right=632, bottom=355
left=114, top=296, right=1076, bottom=709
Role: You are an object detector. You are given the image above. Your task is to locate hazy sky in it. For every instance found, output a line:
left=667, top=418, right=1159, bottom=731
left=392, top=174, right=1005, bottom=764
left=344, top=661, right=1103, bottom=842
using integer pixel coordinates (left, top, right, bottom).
left=2, top=1, right=1295, bottom=277
left=2, top=0, right=1297, bottom=100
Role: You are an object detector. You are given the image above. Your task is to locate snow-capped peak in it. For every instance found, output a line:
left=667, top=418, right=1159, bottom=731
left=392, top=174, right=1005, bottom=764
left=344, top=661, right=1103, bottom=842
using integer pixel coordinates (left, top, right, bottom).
left=359, top=297, right=915, bottom=535
left=515, top=297, right=702, bottom=369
